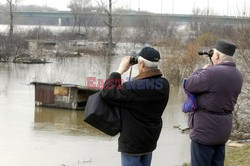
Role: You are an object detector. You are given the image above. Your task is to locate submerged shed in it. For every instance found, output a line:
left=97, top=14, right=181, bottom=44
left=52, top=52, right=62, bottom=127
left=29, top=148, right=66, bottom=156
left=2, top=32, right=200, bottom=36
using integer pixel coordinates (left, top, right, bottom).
left=27, top=40, right=57, bottom=52
left=31, top=82, right=98, bottom=110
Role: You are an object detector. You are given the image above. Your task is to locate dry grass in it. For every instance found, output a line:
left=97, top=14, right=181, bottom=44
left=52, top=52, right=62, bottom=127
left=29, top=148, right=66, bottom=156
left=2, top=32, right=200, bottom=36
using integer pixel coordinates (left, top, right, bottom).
left=225, top=144, right=250, bottom=166
left=182, top=144, right=250, bottom=166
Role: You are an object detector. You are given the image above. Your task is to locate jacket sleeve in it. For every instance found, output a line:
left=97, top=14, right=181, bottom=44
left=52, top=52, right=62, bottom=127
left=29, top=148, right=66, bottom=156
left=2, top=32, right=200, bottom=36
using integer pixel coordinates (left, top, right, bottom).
left=101, top=72, right=134, bottom=108
left=185, top=68, right=211, bottom=94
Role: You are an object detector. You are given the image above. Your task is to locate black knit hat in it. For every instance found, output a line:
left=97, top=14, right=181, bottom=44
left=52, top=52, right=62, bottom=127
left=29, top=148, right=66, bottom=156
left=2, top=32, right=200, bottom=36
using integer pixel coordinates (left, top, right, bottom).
left=214, top=39, right=236, bottom=56
left=138, top=47, right=160, bottom=62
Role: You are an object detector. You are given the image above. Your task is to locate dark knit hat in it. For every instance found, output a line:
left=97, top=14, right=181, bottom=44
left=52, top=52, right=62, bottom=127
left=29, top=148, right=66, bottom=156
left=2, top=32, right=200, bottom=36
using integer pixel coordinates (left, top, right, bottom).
left=138, top=47, right=160, bottom=62
left=214, top=39, right=236, bottom=56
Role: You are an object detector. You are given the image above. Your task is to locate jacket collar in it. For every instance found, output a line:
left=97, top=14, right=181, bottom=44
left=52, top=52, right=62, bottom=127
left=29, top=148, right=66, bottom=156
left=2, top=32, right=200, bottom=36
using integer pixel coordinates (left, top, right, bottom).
left=216, top=61, right=236, bottom=67
left=135, top=69, right=162, bottom=80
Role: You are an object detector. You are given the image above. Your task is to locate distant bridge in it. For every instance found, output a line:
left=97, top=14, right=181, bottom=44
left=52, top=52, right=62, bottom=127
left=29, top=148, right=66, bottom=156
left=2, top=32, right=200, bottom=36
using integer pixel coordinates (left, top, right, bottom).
left=3, top=11, right=250, bottom=26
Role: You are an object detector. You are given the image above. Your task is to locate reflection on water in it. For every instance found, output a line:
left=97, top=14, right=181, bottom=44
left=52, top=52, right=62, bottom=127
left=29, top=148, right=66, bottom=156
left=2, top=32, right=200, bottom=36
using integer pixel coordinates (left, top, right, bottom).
left=0, top=56, right=190, bottom=166
left=34, top=107, right=110, bottom=138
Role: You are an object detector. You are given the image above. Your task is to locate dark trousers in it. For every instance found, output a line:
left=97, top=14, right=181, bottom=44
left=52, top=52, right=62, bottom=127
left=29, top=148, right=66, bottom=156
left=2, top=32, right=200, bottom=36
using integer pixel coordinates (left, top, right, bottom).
left=191, top=140, right=225, bottom=166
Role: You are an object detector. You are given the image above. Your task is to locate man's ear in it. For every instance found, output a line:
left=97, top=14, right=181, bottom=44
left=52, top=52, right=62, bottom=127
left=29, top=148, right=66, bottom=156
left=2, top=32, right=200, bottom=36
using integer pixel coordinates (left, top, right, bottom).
left=138, top=60, right=143, bottom=67
left=215, top=53, right=220, bottom=60
left=141, top=61, right=145, bottom=68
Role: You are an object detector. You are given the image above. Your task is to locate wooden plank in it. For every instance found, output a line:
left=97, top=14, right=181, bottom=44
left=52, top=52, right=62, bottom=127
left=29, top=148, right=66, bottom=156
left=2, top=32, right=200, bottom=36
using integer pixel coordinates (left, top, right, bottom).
left=54, top=86, right=69, bottom=96
left=35, top=84, right=55, bottom=104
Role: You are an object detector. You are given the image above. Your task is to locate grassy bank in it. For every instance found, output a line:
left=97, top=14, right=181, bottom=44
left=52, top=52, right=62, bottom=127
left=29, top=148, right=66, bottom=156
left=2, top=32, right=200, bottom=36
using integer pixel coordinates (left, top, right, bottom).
left=225, top=143, right=250, bottom=166
left=182, top=144, right=250, bottom=166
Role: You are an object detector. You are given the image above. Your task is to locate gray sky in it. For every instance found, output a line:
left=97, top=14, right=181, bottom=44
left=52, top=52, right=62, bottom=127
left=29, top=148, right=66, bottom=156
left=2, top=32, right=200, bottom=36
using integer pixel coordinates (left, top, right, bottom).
left=1, top=0, right=250, bottom=16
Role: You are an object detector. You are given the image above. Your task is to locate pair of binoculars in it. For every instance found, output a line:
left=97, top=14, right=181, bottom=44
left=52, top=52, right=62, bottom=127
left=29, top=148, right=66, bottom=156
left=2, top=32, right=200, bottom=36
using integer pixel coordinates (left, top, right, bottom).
left=129, top=56, right=138, bottom=65
left=198, top=49, right=214, bottom=57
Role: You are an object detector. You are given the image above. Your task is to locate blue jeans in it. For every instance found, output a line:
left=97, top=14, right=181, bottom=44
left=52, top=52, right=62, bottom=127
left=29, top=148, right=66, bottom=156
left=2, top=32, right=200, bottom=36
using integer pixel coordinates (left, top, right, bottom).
left=191, top=140, right=225, bottom=166
left=121, top=152, right=152, bottom=166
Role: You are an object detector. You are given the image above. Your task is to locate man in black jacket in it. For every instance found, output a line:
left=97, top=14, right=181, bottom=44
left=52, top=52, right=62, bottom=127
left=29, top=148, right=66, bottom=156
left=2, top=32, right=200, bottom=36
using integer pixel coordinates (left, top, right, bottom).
left=101, top=47, right=169, bottom=166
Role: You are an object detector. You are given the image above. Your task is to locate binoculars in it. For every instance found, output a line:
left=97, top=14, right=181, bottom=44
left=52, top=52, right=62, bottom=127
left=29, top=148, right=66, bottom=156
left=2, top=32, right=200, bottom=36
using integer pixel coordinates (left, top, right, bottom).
left=130, top=56, right=138, bottom=65
left=198, top=49, right=214, bottom=57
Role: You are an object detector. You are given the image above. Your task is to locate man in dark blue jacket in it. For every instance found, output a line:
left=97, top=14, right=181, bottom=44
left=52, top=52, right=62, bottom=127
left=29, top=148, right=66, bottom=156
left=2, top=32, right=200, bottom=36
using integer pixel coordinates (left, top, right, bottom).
left=185, top=40, right=243, bottom=166
left=101, top=47, right=169, bottom=166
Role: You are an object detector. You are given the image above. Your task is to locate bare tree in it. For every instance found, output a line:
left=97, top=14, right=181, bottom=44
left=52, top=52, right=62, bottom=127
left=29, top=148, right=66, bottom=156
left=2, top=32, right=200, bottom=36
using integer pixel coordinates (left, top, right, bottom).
left=68, top=0, right=91, bottom=33
left=6, top=0, right=20, bottom=39
left=0, top=33, right=9, bottom=61
left=1, top=0, right=21, bottom=61
left=96, top=0, right=114, bottom=78
left=106, top=0, right=113, bottom=55
left=234, top=24, right=250, bottom=134
left=133, top=15, right=156, bottom=45
left=97, top=0, right=113, bottom=55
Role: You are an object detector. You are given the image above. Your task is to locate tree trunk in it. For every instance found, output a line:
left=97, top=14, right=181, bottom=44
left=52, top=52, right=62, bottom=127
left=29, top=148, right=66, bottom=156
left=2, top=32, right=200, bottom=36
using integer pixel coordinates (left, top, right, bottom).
left=6, top=0, right=14, bottom=61
left=105, top=0, right=113, bottom=78
left=72, top=15, right=77, bottom=33
left=108, top=0, right=113, bottom=55
left=78, top=17, right=81, bottom=34
left=9, top=0, right=13, bottom=40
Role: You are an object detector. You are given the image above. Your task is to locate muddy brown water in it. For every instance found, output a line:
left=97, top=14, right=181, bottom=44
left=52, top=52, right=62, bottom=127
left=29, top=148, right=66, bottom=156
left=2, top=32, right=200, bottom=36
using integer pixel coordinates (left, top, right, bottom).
left=0, top=56, right=190, bottom=166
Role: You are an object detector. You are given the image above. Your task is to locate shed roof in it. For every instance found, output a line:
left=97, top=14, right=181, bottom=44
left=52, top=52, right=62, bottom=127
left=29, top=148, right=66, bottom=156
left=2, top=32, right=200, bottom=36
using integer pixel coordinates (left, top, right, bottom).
left=30, top=81, right=100, bottom=91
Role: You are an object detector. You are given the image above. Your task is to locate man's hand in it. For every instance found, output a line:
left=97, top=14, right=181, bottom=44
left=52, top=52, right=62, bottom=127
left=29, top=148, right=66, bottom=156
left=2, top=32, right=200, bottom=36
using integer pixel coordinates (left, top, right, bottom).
left=116, top=56, right=131, bottom=75
left=203, top=64, right=213, bottom=69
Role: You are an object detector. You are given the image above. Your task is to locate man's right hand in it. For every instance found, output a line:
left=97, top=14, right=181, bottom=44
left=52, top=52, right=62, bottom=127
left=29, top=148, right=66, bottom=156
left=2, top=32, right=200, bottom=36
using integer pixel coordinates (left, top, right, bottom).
left=116, top=56, right=131, bottom=75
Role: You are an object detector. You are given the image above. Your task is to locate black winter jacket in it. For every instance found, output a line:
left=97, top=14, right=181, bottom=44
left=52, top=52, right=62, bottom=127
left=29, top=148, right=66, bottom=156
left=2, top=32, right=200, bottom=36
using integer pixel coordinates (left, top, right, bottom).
left=101, top=69, right=169, bottom=154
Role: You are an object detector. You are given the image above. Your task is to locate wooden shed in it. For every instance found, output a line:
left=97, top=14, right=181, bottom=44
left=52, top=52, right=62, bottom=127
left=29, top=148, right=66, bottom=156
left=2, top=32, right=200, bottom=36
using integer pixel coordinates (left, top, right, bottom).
left=31, top=82, right=98, bottom=110
left=27, top=40, right=57, bottom=52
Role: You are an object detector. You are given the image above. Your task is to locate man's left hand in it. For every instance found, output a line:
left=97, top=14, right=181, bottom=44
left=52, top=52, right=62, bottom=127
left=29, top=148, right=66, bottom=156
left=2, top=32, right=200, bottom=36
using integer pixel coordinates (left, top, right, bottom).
left=203, top=64, right=213, bottom=69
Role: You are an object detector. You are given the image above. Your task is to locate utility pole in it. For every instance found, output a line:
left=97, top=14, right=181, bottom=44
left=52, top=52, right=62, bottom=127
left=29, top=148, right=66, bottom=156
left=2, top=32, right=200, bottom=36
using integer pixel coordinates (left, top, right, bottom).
left=193, top=0, right=196, bottom=11
left=129, top=0, right=131, bottom=11
left=172, top=0, right=174, bottom=14
left=227, top=0, right=229, bottom=16
left=161, top=0, right=163, bottom=14
left=138, top=0, right=140, bottom=12
left=207, top=0, right=210, bottom=15
left=243, top=0, right=246, bottom=16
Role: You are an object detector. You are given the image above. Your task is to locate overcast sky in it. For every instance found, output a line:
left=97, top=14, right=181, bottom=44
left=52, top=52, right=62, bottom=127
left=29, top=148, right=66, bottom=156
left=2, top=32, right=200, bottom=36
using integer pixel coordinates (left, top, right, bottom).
left=1, top=0, right=249, bottom=16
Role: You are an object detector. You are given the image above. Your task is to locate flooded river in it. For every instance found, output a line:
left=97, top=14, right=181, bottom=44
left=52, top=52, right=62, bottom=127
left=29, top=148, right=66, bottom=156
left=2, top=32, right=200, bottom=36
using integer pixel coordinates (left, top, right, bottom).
left=0, top=55, right=190, bottom=166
